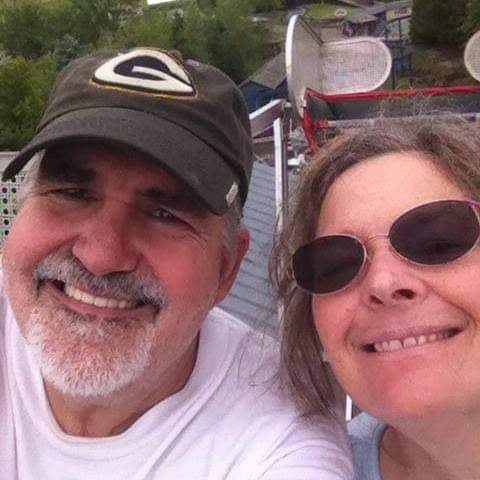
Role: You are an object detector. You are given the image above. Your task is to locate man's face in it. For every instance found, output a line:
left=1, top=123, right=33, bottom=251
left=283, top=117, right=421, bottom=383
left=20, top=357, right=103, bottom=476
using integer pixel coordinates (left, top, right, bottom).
left=2, top=144, right=248, bottom=398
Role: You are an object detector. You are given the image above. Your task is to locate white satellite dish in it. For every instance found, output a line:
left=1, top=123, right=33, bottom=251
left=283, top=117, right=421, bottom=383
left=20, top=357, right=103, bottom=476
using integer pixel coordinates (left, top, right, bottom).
left=286, top=15, right=392, bottom=118
left=464, top=30, right=480, bottom=82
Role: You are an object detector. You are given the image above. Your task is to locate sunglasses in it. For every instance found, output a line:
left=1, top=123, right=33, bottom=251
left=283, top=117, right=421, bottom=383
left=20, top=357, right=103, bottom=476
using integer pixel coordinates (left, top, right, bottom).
left=292, top=199, right=480, bottom=295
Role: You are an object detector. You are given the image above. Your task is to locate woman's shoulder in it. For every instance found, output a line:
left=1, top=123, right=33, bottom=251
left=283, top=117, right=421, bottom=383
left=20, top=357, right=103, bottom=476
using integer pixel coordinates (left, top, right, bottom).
left=347, top=413, right=386, bottom=480
left=348, top=412, right=385, bottom=442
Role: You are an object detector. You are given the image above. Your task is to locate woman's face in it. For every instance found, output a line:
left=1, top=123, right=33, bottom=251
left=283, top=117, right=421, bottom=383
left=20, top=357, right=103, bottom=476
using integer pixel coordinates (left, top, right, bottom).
left=312, top=152, right=480, bottom=423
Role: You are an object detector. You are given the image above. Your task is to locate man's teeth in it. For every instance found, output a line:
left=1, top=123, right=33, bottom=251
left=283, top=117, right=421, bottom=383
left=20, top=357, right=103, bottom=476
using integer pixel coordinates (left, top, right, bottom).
left=373, top=331, right=452, bottom=353
left=64, top=285, right=135, bottom=309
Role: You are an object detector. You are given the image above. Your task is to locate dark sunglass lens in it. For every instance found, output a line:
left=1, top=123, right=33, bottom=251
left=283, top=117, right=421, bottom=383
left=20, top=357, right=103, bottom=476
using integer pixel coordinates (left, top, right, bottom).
left=390, top=200, right=480, bottom=265
left=293, top=235, right=364, bottom=294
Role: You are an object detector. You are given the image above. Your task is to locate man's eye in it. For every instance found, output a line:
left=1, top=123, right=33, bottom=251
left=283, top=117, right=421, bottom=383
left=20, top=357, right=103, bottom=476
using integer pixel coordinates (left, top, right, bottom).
left=150, top=208, right=178, bottom=222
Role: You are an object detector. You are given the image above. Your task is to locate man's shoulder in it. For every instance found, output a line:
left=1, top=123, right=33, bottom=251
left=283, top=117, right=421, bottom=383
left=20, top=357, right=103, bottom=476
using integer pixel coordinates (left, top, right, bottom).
left=205, top=307, right=278, bottom=366
left=191, top=310, right=353, bottom=479
left=205, top=307, right=279, bottom=379
left=206, top=307, right=255, bottom=336
left=200, top=308, right=287, bottom=411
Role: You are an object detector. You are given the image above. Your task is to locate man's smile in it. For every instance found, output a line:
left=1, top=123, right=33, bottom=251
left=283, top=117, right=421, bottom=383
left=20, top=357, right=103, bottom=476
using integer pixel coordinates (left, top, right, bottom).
left=41, top=279, right=161, bottom=321
left=64, top=284, right=136, bottom=309
left=34, top=251, right=167, bottom=316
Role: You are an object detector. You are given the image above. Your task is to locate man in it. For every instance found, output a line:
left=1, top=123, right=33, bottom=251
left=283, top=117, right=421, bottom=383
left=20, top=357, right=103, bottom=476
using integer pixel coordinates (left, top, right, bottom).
left=0, top=48, right=351, bottom=479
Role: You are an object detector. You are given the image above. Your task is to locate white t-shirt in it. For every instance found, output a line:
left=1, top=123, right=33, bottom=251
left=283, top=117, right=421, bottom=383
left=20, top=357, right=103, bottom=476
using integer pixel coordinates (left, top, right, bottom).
left=0, top=275, right=352, bottom=480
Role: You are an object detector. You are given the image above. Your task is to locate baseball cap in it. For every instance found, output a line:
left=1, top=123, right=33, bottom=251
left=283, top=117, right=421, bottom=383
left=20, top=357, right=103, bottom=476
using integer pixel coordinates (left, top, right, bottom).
left=2, top=48, right=253, bottom=215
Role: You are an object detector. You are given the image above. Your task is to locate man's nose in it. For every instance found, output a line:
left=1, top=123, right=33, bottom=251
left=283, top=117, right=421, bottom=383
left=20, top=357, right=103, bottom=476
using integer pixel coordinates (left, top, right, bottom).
left=71, top=204, right=139, bottom=276
left=359, top=246, right=428, bottom=309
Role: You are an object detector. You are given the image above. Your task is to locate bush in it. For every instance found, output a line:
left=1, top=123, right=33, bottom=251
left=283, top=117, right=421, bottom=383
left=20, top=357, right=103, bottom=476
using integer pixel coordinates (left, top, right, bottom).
left=174, top=3, right=212, bottom=62
left=250, top=0, right=283, bottom=14
left=463, top=0, right=480, bottom=37
left=53, top=34, right=91, bottom=72
left=108, top=9, right=173, bottom=49
left=0, top=56, right=55, bottom=150
left=207, top=0, right=268, bottom=83
left=0, top=1, right=51, bottom=59
left=411, top=0, right=468, bottom=48
left=0, top=0, right=84, bottom=59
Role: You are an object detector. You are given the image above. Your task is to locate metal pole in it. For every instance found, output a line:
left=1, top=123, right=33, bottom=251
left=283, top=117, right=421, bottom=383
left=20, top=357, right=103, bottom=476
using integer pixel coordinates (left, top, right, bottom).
left=274, top=117, right=288, bottom=232
left=345, top=395, right=353, bottom=421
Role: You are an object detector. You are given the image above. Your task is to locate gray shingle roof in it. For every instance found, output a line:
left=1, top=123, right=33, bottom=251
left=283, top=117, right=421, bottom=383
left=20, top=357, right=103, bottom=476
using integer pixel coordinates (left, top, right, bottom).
left=241, top=53, right=286, bottom=90
left=220, top=162, right=278, bottom=334
left=349, top=11, right=378, bottom=23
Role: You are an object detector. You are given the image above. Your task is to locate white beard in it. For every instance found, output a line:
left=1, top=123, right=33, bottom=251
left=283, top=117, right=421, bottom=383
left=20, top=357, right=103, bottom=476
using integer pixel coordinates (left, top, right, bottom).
left=24, top=305, right=156, bottom=398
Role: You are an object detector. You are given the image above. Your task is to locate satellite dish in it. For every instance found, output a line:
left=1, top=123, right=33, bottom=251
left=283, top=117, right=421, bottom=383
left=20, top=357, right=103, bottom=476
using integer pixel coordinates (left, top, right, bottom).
left=334, top=8, right=347, bottom=19
left=286, top=15, right=392, bottom=118
left=464, top=30, right=480, bottom=81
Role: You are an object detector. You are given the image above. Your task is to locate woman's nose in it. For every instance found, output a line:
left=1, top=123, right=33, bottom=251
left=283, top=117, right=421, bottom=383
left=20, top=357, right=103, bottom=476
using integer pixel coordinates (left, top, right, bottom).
left=359, top=247, right=428, bottom=309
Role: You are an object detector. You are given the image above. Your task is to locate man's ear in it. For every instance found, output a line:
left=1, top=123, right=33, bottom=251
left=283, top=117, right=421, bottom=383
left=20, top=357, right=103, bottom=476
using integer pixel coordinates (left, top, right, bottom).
left=213, top=227, right=250, bottom=305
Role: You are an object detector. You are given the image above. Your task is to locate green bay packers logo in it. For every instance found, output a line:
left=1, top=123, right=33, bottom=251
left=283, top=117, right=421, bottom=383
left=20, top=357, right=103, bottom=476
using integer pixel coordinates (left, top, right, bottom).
left=93, top=49, right=195, bottom=96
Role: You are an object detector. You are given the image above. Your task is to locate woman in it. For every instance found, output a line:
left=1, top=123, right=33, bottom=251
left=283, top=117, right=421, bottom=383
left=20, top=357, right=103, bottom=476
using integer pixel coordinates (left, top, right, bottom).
left=272, top=116, right=480, bottom=480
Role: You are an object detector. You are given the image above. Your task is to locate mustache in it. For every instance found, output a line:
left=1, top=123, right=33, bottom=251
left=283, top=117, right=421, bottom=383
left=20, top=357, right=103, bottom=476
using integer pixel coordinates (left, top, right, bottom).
left=34, top=251, right=167, bottom=310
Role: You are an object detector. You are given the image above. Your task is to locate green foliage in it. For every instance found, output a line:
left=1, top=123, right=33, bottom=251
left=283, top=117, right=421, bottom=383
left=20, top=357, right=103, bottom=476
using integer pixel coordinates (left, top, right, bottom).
left=0, top=0, right=268, bottom=148
left=69, top=0, right=139, bottom=47
left=175, top=3, right=211, bottom=62
left=0, top=1, right=50, bottom=59
left=53, top=34, right=91, bottom=72
left=0, top=0, right=77, bottom=59
left=411, top=0, right=468, bottom=47
left=111, top=0, right=269, bottom=83
left=463, top=0, right=480, bottom=37
left=108, top=8, right=173, bottom=49
left=0, top=56, right=55, bottom=150
left=250, top=0, right=282, bottom=14
left=206, top=0, right=267, bottom=83
left=44, top=0, right=78, bottom=47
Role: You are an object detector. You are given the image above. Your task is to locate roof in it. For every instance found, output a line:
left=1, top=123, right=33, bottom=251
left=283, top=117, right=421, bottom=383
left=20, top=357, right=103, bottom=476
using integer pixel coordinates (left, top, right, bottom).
left=364, top=4, right=387, bottom=15
left=220, top=162, right=278, bottom=334
left=348, top=11, right=378, bottom=23
left=383, top=0, right=412, bottom=10
left=241, top=53, right=286, bottom=90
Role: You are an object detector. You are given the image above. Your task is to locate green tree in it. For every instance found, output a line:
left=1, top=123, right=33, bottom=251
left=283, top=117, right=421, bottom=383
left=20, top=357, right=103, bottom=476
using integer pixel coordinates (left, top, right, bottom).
left=108, top=8, right=173, bottom=49
left=0, top=56, right=55, bottom=150
left=175, top=3, right=211, bottom=62
left=411, top=0, right=468, bottom=47
left=0, top=0, right=77, bottom=59
left=53, top=34, right=90, bottom=72
left=0, top=1, right=50, bottom=59
left=45, top=0, right=78, bottom=47
left=249, top=0, right=282, bottom=14
left=464, top=0, right=480, bottom=37
left=69, top=0, right=139, bottom=47
left=207, top=0, right=267, bottom=83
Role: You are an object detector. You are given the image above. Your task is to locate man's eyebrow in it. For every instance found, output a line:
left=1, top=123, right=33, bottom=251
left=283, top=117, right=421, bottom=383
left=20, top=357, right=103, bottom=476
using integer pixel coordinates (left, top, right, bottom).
left=139, top=188, right=210, bottom=217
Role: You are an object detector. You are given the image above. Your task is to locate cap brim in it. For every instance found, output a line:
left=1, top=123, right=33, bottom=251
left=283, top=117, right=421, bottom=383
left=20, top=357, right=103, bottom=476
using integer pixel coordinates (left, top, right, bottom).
left=3, top=107, right=237, bottom=215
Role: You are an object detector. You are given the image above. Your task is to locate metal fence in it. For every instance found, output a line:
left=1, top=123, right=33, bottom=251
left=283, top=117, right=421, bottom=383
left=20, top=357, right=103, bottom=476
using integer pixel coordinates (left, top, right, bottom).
left=0, top=153, right=22, bottom=244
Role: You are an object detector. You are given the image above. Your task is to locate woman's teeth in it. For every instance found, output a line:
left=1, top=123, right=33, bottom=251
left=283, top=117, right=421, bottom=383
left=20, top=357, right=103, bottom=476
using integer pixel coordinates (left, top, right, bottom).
left=64, top=284, right=135, bottom=309
left=373, top=330, right=455, bottom=353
